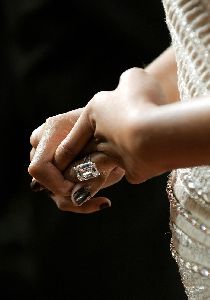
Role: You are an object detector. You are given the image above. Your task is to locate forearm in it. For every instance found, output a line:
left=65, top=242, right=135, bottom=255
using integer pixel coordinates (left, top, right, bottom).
left=138, top=96, right=210, bottom=173
left=145, top=47, right=179, bottom=103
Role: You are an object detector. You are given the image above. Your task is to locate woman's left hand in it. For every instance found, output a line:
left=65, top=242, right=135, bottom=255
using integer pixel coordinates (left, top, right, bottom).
left=29, top=68, right=167, bottom=197
left=54, top=68, right=167, bottom=183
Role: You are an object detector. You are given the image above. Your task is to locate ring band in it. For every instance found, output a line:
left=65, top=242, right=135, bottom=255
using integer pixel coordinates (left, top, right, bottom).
left=74, top=155, right=100, bottom=181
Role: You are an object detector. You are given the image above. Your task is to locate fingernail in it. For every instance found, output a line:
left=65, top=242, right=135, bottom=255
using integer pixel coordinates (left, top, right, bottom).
left=30, top=180, right=43, bottom=192
left=72, top=187, right=91, bottom=206
left=99, top=202, right=110, bottom=210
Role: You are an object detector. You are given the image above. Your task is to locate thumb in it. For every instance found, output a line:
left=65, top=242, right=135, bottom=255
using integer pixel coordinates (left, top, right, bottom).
left=54, top=109, right=93, bottom=171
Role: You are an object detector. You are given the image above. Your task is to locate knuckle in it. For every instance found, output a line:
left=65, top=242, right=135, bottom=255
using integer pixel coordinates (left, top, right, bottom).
left=30, top=123, right=46, bottom=147
left=45, top=116, right=54, bottom=124
left=56, top=200, right=70, bottom=211
left=30, top=148, right=35, bottom=161
left=126, top=173, right=140, bottom=184
left=46, top=116, right=59, bottom=128
left=59, top=143, right=76, bottom=161
left=94, top=90, right=106, bottom=98
left=28, top=162, right=42, bottom=177
left=53, top=185, right=69, bottom=196
left=92, top=91, right=110, bottom=103
left=30, top=128, right=39, bottom=146
left=93, top=152, right=108, bottom=164
left=111, top=167, right=125, bottom=178
left=124, top=160, right=141, bottom=185
left=120, top=67, right=142, bottom=82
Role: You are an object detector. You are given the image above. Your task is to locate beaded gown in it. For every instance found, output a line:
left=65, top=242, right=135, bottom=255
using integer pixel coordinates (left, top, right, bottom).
left=162, top=0, right=210, bottom=299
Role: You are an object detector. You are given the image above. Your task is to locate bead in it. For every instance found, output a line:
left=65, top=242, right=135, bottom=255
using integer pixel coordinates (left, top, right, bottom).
left=197, top=189, right=203, bottom=196
left=200, top=224, right=207, bottom=231
left=183, top=212, right=189, bottom=219
left=188, top=182, right=195, bottom=189
left=170, top=244, right=210, bottom=280
left=200, top=269, right=209, bottom=277
left=191, top=219, right=197, bottom=226
left=203, top=194, right=210, bottom=203
left=179, top=258, right=184, bottom=265
left=167, top=174, right=210, bottom=235
left=186, top=262, right=191, bottom=269
left=192, top=265, right=198, bottom=272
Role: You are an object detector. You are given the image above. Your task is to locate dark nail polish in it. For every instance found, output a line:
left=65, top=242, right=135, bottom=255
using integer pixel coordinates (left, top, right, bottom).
left=30, top=180, right=43, bottom=192
left=73, top=187, right=91, bottom=206
left=99, top=202, right=110, bottom=210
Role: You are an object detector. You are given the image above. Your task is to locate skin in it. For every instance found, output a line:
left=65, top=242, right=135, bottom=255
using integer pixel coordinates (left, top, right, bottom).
left=29, top=110, right=124, bottom=213
left=29, top=46, right=210, bottom=213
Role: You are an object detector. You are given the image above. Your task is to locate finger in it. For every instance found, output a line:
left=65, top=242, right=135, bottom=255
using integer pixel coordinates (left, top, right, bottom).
left=30, top=178, right=44, bottom=192
left=64, top=154, right=124, bottom=188
left=30, top=109, right=83, bottom=149
left=29, top=126, right=74, bottom=196
left=64, top=152, right=119, bottom=206
left=63, top=152, right=113, bottom=183
left=79, top=138, right=99, bottom=157
left=50, top=194, right=111, bottom=214
left=102, top=167, right=125, bottom=188
left=70, top=167, right=124, bottom=206
left=30, top=147, right=36, bottom=161
left=30, top=149, right=45, bottom=192
left=54, top=110, right=93, bottom=171
left=30, top=123, right=46, bottom=148
left=29, top=110, right=85, bottom=195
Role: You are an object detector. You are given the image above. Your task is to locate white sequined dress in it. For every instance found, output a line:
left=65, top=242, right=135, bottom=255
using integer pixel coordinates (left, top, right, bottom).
left=162, top=0, right=210, bottom=299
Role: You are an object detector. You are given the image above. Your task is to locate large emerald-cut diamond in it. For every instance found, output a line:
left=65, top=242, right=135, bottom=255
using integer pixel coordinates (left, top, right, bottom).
left=74, top=161, right=100, bottom=181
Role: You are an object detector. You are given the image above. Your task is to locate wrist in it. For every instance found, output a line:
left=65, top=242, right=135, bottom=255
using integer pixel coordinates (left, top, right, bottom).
left=145, top=47, right=179, bottom=103
left=121, top=104, right=167, bottom=183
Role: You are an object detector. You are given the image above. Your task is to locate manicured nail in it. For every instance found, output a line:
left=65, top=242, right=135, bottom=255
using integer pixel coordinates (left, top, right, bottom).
left=99, top=202, right=110, bottom=210
left=72, top=187, right=91, bottom=206
left=30, top=180, right=43, bottom=192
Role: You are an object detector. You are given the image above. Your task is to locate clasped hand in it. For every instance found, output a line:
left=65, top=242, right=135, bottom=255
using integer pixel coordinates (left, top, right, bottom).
left=29, top=68, right=167, bottom=213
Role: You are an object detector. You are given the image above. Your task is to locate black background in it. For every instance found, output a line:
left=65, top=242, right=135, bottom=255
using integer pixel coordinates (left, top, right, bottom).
left=0, top=1, right=187, bottom=299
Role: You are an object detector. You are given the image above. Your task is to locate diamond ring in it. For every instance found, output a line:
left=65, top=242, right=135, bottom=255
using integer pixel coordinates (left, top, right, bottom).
left=74, top=155, right=100, bottom=181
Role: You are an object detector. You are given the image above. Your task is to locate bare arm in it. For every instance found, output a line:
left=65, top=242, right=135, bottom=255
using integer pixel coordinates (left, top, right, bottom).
left=49, top=68, right=210, bottom=185
left=146, top=47, right=179, bottom=103
left=134, top=96, right=210, bottom=176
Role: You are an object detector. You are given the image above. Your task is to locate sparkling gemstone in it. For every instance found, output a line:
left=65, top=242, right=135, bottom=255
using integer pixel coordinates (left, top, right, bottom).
left=74, top=162, right=100, bottom=181
left=191, top=219, right=197, bottom=226
left=192, top=265, right=198, bottom=272
left=200, top=224, right=207, bottom=231
left=183, top=212, right=189, bottom=219
left=188, top=182, right=195, bottom=189
left=197, top=189, right=203, bottom=196
left=203, top=194, right=210, bottom=203
left=177, top=206, right=181, bottom=212
left=200, top=269, right=209, bottom=277
left=185, top=262, right=191, bottom=269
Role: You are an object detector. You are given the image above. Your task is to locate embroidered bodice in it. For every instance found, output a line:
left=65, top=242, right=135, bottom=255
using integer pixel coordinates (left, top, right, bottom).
left=162, top=0, right=210, bottom=298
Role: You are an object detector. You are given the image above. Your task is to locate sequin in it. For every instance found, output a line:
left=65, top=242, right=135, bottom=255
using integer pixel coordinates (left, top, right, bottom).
left=167, top=175, right=210, bottom=235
